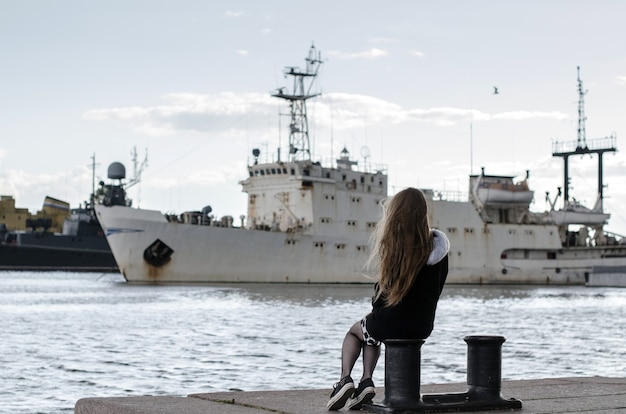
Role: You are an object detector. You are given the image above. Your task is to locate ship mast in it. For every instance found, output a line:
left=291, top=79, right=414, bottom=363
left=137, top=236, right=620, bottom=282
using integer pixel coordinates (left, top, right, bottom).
left=552, top=66, right=617, bottom=212
left=90, top=153, right=96, bottom=208
left=576, top=66, right=588, bottom=151
left=272, top=44, right=323, bottom=162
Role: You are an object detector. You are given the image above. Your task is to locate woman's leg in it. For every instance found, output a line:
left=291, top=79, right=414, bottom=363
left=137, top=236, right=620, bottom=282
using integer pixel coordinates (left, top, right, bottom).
left=361, top=343, right=380, bottom=380
left=340, top=321, right=363, bottom=378
left=328, top=322, right=362, bottom=410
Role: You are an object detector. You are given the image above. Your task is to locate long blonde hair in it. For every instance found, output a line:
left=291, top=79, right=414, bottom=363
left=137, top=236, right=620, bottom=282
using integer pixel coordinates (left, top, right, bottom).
left=368, top=188, right=432, bottom=307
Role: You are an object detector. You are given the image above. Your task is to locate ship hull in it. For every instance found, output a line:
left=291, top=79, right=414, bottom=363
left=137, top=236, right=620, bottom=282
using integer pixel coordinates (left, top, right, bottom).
left=95, top=204, right=626, bottom=285
left=96, top=205, right=372, bottom=283
left=0, top=188, right=119, bottom=272
left=0, top=234, right=118, bottom=272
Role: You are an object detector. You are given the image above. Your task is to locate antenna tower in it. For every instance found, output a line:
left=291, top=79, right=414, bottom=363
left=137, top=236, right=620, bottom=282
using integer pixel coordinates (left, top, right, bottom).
left=90, top=153, right=97, bottom=208
left=576, top=66, right=588, bottom=150
left=272, top=44, right=323, bottom=161
left=552, top=67, right=617, bottom=211
left=123, top=147, right=148, bottom=207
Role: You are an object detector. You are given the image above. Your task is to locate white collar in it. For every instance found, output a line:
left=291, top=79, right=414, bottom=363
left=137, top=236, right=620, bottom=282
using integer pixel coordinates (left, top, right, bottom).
left=427, top=229, right=450, bottom=265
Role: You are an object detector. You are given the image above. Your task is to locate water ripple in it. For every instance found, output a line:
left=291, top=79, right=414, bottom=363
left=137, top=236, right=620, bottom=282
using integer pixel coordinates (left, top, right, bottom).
left=0, top=272, right=624, bottom=413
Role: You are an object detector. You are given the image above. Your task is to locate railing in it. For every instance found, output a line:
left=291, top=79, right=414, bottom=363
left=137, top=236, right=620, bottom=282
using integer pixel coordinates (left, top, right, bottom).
left=310, top=154, right=386, bottom=175
left=552, top=133, right=617, bottom=154
left=430, top=190, right=469, bottom=203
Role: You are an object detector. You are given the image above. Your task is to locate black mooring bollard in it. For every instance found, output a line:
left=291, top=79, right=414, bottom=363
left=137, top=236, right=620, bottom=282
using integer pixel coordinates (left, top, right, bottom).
left=365, top=335, right=522, bottom=413
left=421, top=335, right=522, bottom=411
left=380, top=339, right=425, bottom=408
left=464, top=335, right=506, bottom=400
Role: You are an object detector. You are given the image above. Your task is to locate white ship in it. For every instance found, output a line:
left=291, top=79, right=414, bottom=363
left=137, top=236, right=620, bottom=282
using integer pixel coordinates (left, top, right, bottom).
left=94, top=51, right=626, bottom=285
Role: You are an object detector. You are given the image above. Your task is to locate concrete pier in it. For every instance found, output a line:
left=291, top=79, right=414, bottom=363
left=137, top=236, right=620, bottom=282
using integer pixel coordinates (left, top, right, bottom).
left=75, top=376, right=626, bottom=413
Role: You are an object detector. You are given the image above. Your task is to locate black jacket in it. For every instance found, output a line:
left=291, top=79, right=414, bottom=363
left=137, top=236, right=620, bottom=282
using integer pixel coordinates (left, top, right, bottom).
left=366, top=229, right=449, bottom=341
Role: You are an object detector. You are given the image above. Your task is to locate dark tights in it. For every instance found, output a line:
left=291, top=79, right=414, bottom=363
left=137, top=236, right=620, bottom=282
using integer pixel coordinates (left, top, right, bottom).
left=340, top=321, right=381, bottom=382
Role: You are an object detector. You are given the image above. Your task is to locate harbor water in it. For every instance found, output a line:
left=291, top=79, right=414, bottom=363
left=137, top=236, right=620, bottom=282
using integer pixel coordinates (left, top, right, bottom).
left=1, top=272, right=624, bottom=414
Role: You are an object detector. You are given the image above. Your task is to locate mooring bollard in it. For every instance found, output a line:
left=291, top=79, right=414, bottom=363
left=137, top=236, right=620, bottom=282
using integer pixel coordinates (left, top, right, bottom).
left=380, top=339, right=425, bottom=408
left=464, top=335, right=506, bottom=400
left=364, top=335, right=522, bottom=413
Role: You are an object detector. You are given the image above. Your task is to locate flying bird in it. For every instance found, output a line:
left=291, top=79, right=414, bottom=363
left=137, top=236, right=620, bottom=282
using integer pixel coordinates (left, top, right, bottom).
left=493, top=86, right=499, bottom=95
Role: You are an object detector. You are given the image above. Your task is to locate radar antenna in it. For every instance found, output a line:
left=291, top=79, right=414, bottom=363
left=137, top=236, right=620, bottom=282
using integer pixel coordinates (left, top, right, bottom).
left=272, top=44, right=323, bottom=161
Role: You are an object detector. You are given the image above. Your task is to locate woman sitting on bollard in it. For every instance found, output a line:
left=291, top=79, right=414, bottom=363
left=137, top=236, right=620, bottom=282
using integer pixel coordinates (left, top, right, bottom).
left=327, top=187, right=450, bottom=411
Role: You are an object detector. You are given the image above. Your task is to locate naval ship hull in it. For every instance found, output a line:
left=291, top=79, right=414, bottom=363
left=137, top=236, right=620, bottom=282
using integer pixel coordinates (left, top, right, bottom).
left=0, top=232, right=118, bottom=272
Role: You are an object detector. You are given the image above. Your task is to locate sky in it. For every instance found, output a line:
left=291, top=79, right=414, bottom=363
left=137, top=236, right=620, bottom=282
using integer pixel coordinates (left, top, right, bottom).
left=1, top=1, right=626, bottom=235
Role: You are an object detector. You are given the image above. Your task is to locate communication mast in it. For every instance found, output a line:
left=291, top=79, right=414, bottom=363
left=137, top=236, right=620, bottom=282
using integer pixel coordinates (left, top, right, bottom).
left=552, top=66, right=616, bottom=211
left=576, top=66, right=588, bottom=151
left=272, top=44, right=323, bottom=161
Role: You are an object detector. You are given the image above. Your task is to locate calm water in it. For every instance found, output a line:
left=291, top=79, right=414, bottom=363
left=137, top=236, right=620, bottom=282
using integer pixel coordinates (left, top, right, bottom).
left=0, top=272, right=624, bottom=414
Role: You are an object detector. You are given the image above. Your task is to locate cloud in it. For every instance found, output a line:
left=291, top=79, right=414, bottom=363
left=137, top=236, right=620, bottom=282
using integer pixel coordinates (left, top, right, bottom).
left=147, top=162, right=244, bottom=189
left=84, top=92, right=279, bottom=137
left=616, top=76, right=626, bottom=85
left=320, top=95, right=567, bottom=127
left=318, top=93, right=405, bottom=127
left=224, top=10, right=244, bottom=18
left=84, top=91, right=569, bottom=137
left=236, top=49, right=249, bottom=56
left=492, top=111, right=568, bottom=121
left=406, top=107, right=480, bottom=126
left=409, top=50, right=426, bottom=58
left=328, top=48, right=388, bottom=59
left=0, top=167, right=93, bottom=211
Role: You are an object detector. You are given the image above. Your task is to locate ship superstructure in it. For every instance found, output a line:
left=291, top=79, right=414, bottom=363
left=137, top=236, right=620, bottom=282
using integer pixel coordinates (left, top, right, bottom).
left=95, top=46, right=389, bottom=283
